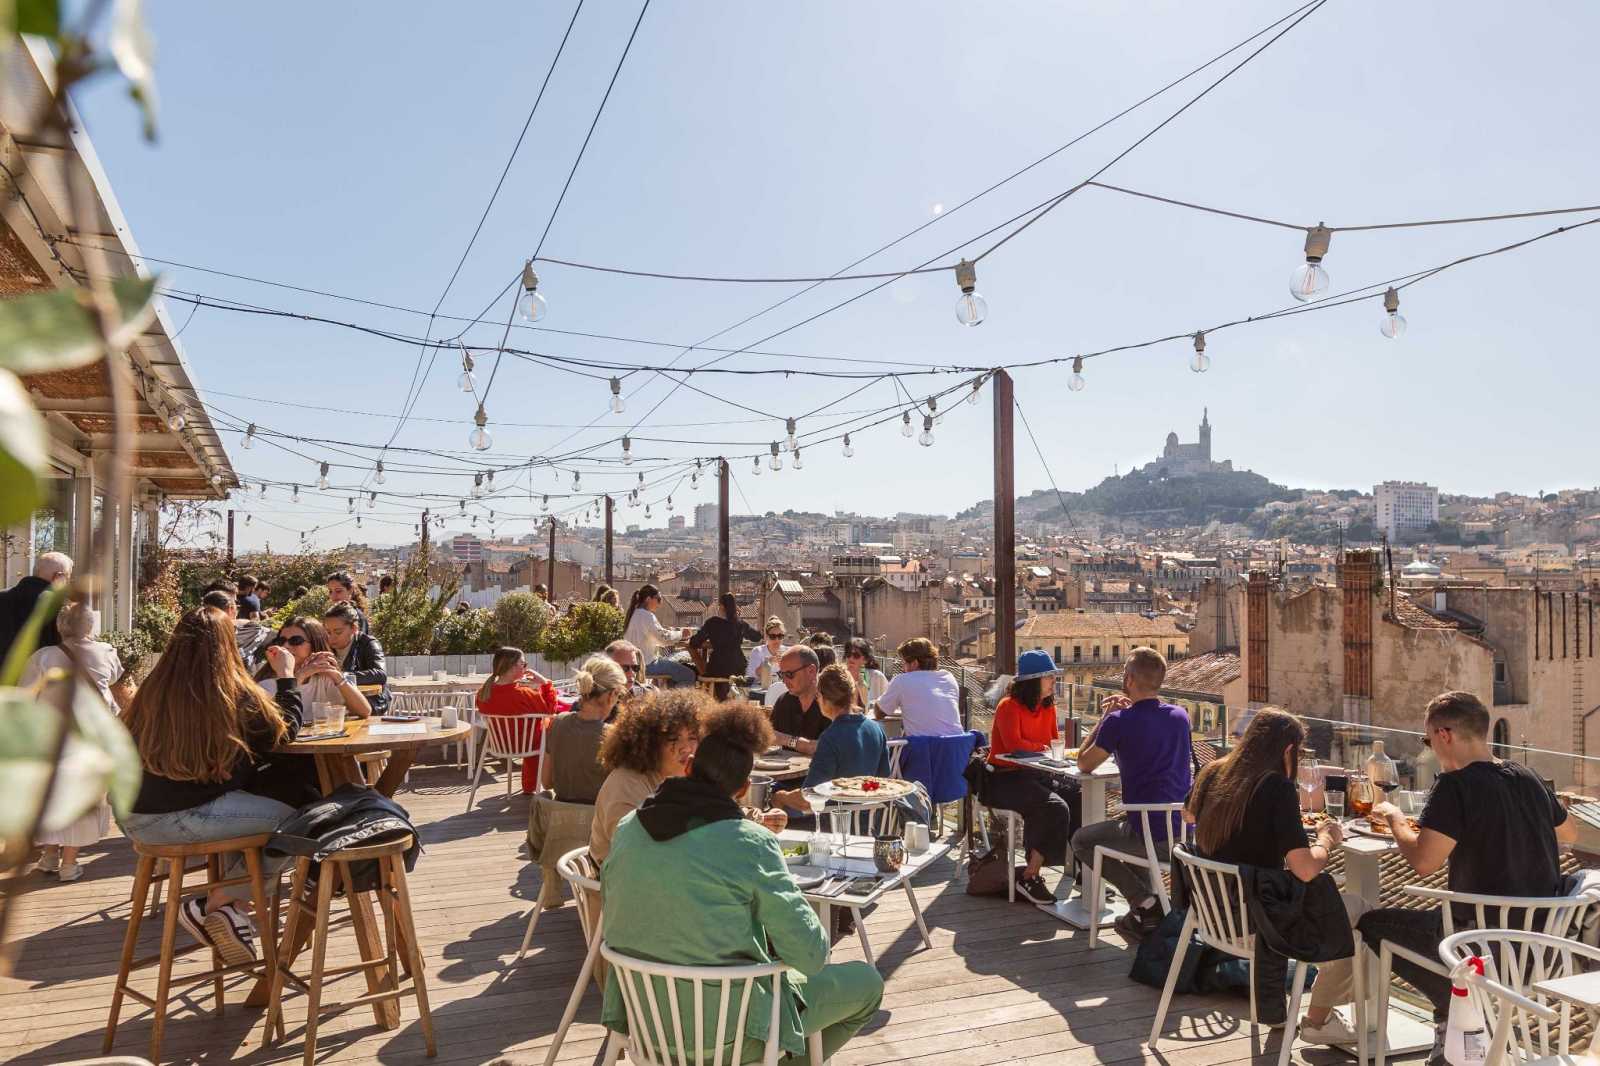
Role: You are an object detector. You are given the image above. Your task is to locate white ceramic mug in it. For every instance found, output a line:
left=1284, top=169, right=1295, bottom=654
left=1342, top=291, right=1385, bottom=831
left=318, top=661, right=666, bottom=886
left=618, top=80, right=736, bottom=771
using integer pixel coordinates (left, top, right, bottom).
left=440, top=706, right=459, bottom=730
left=903, top=821, right=929, bottom=854
left=432, top=669, right=448, bottom=682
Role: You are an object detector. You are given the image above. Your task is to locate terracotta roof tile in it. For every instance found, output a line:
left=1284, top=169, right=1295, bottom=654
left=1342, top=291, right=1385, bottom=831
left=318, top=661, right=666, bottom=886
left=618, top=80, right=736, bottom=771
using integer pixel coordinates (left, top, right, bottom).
left=1018, top=612, right=1185, bottom=640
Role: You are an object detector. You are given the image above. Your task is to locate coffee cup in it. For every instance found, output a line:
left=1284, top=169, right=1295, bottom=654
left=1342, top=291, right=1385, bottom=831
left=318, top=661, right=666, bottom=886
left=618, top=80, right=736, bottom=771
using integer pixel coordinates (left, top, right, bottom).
left=903, top=821, right=930, bottom=854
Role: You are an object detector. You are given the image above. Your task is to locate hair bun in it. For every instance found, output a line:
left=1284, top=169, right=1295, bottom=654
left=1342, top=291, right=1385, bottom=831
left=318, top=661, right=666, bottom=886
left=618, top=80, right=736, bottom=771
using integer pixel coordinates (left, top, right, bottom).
left=574, top=667, right=595, bottom=697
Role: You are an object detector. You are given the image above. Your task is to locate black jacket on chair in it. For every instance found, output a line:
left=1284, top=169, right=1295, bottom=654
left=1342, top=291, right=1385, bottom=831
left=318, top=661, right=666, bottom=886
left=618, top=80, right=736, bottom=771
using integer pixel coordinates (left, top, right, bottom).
left=339, top=632, right=390, bottom=713
left=267, top=784, right=420, bottom=892
left=1242, top=866, right=1354, bottom=963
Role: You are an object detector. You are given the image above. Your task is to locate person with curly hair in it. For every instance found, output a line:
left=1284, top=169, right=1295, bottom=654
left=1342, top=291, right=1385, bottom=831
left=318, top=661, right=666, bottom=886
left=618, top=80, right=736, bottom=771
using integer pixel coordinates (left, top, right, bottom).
left=589, top=689, right=708, bottom=862
left=600, top=701, right=884, bottom=1063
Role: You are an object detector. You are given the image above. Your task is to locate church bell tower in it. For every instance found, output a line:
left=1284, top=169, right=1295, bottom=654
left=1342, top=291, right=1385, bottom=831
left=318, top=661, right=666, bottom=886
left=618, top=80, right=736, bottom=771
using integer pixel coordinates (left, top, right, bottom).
left=1198, top=407, right=1212, bottom=462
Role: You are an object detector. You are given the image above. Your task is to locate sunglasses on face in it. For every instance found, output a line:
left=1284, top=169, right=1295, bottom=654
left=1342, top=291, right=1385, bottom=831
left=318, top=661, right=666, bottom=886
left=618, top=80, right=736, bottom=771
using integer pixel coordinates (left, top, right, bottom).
left=279, top=635, right=309, bottom=647
left=620, top=663, right=639, bottom=674
left=1422, top=726, right=1451, bottom=749
left=777, top=666, right=811, bottom=681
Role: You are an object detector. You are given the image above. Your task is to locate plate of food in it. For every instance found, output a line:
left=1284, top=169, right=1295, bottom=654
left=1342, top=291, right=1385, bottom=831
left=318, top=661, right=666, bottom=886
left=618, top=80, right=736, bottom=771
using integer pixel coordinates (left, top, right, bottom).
left=1346, top=815, right=1419, bottom=838
left=812, top=776, right=918, bottom=801
left=754, top=757, right=792, bottom=772
left=779, top=841, right=811, bottom=866
left=786, top=866, right=829, bottom=890
left=1301, top=810, right=1333, bottom=831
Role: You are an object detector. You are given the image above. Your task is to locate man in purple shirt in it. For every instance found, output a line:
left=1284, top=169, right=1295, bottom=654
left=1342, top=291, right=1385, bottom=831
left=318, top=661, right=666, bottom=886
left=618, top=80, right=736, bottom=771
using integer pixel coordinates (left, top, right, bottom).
left=1072, top=647, right=1193, bottom=942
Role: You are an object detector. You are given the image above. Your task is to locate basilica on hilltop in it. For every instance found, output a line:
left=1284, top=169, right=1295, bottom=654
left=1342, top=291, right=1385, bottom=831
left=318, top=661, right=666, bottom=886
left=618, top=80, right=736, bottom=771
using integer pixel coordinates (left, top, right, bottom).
left=1135, top=409, right=1234, bottom=479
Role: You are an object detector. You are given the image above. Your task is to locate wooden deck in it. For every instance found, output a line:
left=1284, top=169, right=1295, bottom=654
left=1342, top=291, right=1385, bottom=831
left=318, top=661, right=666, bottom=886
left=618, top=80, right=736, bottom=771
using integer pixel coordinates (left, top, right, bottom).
left=4, top=765, right=1404, bottom=1066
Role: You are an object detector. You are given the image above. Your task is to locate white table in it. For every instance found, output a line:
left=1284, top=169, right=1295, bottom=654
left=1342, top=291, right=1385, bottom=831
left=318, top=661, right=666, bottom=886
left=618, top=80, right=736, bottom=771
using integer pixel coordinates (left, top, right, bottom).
left=1534, top=970, right=1600, bottom=1011
left=991, top=753, right=1122, bottom=928
left=780, top=828, right=950, bottom=968
left=1339, top=827, right=1437, bottom=1059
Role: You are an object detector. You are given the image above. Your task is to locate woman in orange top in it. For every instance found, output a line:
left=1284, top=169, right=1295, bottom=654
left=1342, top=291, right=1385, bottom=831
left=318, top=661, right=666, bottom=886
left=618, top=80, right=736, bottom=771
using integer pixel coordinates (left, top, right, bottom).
left=476, top=646, right=561, bottom=794
left=984, top=650, right=1082, bottom=906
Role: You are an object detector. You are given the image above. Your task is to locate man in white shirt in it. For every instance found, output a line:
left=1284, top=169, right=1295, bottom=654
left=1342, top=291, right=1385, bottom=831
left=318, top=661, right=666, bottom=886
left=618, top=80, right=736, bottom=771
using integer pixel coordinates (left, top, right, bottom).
left=876, top=637, right=963, bottom=736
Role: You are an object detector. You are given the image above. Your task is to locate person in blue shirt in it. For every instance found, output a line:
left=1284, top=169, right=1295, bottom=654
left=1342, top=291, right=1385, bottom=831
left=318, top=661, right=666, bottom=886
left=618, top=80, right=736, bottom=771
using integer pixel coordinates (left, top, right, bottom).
left=1072, top=646, right=1194, bottom=943
left=775, top=663, right=890, bottom=818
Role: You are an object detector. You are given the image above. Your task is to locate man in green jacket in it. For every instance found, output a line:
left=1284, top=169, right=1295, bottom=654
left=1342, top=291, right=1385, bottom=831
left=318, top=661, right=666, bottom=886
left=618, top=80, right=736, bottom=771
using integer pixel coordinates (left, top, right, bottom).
left=601, top=702, right=884, bottom=1062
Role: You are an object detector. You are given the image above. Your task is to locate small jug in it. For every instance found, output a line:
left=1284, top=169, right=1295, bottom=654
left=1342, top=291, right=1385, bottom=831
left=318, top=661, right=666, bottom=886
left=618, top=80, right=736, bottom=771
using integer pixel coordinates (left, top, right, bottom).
left=873, top=835, right=906, bottom=873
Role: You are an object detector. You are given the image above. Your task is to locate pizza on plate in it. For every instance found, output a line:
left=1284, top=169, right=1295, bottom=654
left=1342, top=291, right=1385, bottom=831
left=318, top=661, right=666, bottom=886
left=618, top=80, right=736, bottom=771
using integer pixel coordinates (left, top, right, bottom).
left=1364, top=815, right=1420, bottom=836
left=827, top=776, right=917, bottom=800
left=1301, top=810, right=1332, bottom=830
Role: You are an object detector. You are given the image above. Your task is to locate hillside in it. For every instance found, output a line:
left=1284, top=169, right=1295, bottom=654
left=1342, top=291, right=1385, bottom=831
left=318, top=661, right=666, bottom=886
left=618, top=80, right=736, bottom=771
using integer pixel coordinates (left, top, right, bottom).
left=959, top=467, right=1297, bottom=525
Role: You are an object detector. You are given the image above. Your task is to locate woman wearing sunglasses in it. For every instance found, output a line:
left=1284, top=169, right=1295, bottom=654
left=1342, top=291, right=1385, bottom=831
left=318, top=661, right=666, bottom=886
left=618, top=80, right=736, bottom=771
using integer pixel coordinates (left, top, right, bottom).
left=746, top=617, right=788, bottom=690
left=256, top=616, right=371, bottom=720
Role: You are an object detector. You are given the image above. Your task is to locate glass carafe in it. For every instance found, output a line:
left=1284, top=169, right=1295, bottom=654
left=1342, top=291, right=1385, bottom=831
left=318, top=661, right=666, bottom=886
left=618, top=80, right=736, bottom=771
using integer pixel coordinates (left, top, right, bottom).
left=1366, top=739, right=1400, bottom=801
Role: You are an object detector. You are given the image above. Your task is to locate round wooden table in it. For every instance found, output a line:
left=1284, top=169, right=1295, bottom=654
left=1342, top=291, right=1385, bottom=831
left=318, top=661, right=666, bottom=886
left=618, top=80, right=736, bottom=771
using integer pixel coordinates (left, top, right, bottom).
left=280, top=717, right=472, bottom=798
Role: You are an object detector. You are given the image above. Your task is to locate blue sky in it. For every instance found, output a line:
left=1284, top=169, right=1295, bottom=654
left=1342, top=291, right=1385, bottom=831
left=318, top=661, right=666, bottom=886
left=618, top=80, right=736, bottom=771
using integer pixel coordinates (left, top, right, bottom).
left=74, top=1, right=1600, bottom=550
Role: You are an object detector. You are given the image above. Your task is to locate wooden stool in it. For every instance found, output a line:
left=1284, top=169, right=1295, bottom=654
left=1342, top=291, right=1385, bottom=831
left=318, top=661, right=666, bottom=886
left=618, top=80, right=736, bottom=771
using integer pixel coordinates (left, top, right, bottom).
left=104, top=834, right=280, bottom=1063
left=265, top=834, right=435, bottom=1064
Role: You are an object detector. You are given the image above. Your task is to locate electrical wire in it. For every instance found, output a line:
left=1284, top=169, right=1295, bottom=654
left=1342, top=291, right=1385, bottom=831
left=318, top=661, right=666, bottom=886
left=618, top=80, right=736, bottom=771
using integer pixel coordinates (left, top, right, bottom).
left=1013, top=396, right=1079, bottom=533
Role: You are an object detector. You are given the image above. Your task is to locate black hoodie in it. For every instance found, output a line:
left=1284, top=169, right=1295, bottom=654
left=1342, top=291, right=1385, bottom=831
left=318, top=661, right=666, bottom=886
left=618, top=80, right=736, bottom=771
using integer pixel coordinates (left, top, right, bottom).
left=635, top=776, right=746, bottom=842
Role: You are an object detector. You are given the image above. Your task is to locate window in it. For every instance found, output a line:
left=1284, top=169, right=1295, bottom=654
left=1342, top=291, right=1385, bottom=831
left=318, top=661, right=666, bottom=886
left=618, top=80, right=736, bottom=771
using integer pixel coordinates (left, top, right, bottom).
left=1492, top=718, right=1510, bottom=756
left=1054, top=645, right=1062, bottom=663
left=1093, top=645, right=1102, bottom=660
left=1167, top=643, right=1176, bottom=659
left=1494, top=661, right=1508, bottom=684
left=1111, top=645, right=1120, bottom=660
left=1073, top=646, right=1082, bottom=662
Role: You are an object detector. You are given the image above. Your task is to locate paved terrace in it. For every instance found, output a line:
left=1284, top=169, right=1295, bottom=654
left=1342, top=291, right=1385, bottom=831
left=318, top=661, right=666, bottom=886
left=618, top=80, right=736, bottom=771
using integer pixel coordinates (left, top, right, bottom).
left=7, top=764, right=1422, bottom=1066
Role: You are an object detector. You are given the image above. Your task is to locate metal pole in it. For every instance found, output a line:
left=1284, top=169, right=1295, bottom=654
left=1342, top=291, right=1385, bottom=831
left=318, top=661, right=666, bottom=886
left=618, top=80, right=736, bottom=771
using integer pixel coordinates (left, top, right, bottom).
left=547, top=517, right=556, bottom=600
left=992, top=370, right=1016, bottom=674
left=718, top=459, right=730, bottom=600
left=226, top=508, right=235, bottom=564
left=604, top=495, right=615, bottom=587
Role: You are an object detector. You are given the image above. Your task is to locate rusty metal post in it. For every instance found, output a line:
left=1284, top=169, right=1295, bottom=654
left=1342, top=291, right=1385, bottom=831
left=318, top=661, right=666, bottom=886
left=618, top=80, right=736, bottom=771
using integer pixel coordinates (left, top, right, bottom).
left=604, top=496, right=614, bottom=587
left=993, top=371, right=1015, bottom=674
left=718, top=459, right=730, bottom=600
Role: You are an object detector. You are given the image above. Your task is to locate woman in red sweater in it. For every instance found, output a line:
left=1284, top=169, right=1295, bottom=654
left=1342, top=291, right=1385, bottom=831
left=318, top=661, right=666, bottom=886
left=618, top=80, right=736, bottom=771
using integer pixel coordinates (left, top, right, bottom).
left=985, top=650, right=1082, bottom=906
left=476, top=646, right=562, bottom=793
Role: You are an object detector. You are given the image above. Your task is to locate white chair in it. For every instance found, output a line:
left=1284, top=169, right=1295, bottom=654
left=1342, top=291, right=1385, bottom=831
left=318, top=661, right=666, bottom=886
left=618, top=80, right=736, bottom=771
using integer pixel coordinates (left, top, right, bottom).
left=598, top=943, right=825, bottom=1066
left=466, top=712, right=550, bottom=811
left=1148, top=846, right=1319, bottom=1066
left=1370, top=886, right=1600, bottom=1066
left=886, top=738, right=907, bottom=778
left=390, top=690, right=472, bottom=765
left=1086, top=802, right=1188, bottom=949
left=535, top=849, right=607, bottom=1066
left=1439, top=928, right=1600, bottom=1066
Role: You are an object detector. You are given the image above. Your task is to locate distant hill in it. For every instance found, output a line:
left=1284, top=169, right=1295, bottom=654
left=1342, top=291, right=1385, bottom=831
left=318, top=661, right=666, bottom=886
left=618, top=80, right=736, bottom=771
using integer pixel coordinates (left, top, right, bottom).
left=959, top=467, right=1297, bottom=525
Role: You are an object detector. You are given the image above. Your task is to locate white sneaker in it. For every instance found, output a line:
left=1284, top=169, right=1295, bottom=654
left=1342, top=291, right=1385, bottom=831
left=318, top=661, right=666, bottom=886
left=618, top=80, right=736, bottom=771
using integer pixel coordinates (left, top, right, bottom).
left=1298, top=1009, right=1359, bottom=1047
left=56, top=861, right=83, bottom=882
left=34, top=851, right=61, bottom=874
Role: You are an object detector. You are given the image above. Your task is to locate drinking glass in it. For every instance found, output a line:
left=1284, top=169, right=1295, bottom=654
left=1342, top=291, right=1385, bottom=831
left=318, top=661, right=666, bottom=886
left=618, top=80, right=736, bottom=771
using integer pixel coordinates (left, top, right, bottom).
left=1296, top=760, right=1321, bottom=811
left=1049, top=738, right=1065, bottom=762
left=1346, top=774, right=1375, bottom=819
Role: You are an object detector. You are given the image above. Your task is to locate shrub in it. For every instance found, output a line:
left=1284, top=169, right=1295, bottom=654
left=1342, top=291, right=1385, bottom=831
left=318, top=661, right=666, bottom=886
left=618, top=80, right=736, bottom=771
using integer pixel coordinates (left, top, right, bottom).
left=538, top=601, right=624, bottom=664
left=491, top=591, right=555, bottom=653
left=270, top=585, right=330, bottom=630
left=370, top=542, right=457, bottom=656
left=432, top=608, right=494, bottom=655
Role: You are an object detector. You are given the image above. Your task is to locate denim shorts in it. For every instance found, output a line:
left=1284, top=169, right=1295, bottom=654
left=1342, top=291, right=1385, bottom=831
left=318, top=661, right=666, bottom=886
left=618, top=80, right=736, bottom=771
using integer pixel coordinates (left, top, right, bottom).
left=121, top=791, right=296, bottom=897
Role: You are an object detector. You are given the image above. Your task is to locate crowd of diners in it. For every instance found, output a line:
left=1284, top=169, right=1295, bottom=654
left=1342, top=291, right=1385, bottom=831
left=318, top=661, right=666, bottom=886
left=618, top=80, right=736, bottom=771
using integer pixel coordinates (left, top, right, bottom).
left=7, top=551, right=1580, bottom=1065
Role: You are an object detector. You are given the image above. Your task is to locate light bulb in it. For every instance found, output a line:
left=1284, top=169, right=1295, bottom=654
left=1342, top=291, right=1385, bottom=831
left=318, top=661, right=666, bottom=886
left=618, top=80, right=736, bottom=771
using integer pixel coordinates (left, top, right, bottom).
left=901, top=411, right=913, bottom=437
left=210, top=473, right=223, bottom=488
left=317, top=462, right=330, bottom=490
left=609, top=377, right=625, bottom=414
left=622, top=435, right=633, bottom=465
left=367, top=492, right=377, bottom=510
left=258, top=481, right=268, bottom=498
left=166, top=406, right=185, bottom=432
left=347, top=497, right=355, bottom=514
left=1380, top=286, right=1406, bottom=339
left=242, top=423, right=256, bottom=449
left=291, top=485, right=300, bottom=503
left=784, top=417, right=797, bottom=452
left=470, top=405, right=491, bottom=450
left=966, top=376, right=983, bottom=405
left=572, top=471, right=581, bottom=490
left=644, top=504, right=652, bottom=519
left=374, top=461, right=386, bottom=485
left=919, top=415, right=935, bottom=447
left=752, top=456, right=761, bottom=476
left=842, top=433, right=854, bottom=458
left=666, top=495, right=672, bottom=508
left=1069, top=355, right=1086, bottom=392
left=1190, top=331, right=1210, bottom=374
left=245, top=514, right=252, bottom=525
left=792, top=449, right=803, bottom=470
left=471, top=514, right=477, bottom=526
left=953, top=258, right=987, bottom=326
left=457, top=350, right=477, bottom=392
left=690, top=471, right=699, bottom=488
left=459, top=499, right=467, bottom=515
left=637, top=472, right=645, bottom=486
left=519, top=261, right=547, bottom=321
left=356, top=515, right=362, bottom=528
left=541, top=494, right=549, bottom=512
left=1289, top=224, right=1332, bottom=302
left=472, top=473, right=484, bottom=498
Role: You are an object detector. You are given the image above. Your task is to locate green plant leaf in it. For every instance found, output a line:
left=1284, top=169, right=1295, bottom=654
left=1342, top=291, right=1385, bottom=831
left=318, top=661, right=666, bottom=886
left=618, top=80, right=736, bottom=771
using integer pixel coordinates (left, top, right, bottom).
left=69, top=679, right=140, bottom=817
left=0, top=369, right=45, bottom=528
left=0, top=274, right=159, bottom=373
left=0, top=689, right=65, bottom=844
left=14, top=0, right=60, bottom=36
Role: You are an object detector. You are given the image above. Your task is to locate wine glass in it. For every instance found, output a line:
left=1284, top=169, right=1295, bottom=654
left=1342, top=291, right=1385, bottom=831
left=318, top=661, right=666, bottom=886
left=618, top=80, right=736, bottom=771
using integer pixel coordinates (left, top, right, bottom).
left=1296, top=759, right=1321, bottom=811
left=804, top=791, right=831, bottom=867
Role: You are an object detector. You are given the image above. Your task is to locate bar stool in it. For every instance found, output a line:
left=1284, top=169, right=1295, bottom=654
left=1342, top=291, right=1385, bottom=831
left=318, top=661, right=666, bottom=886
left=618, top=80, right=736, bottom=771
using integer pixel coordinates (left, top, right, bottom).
left=104, top=834, right=279, bottom=1063
left=265, top=834, right=435, bottom=1064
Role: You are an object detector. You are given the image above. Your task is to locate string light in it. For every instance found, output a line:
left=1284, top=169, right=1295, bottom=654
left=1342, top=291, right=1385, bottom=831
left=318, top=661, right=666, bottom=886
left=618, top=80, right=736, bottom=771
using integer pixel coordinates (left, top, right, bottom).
left=518, top=260, right=548, bottom=322
left=842, top=433, right=853, bottom=458
left=768, top=442, right=782, bottom=471
left=258, top=481, right=268, bottom=498
left=1069, top=355, right=1086, bottom=392
left=291, top=484, right=300, bottom=503
left=622, top=435, right=633, bottom=465
left=966, top=376, right=983, bottom=405
left=459, top=498, right=467, bottom=515
left=1190, top=331, right=1209, bottom=373
left=609, top=376, right=625, bottom=414
left=486, top=469, right=495, bottom=491
left=165, top=403, right=185, bottom=432
left=637, top=471, right=645, bottom=487
left=469, top=404, right=492, bottom=450
left=245, top=514, right=252, bottom=525
left=374, top=460, right=386, bottom=485
left=317, top=461, right=330, bottom=490
left=1290, top=224, right=1332, bottom=302
left=242, top=423, right=256, bottom=449
left=927, top=395, right=940, bottom=423
left=210, top=473, right=223, bottom=488
left=954, top=258, right=987, bottom=326
left=901, top=411, right=913, bottom=437
left=457, top=348, right=477, bottom=392
left=644, top=503, right=652, bottom=519
left=783, top=417, right=797, bottom=453
left=666, top=495, right=673, bottom=508
left=572, top=471, right=580, bottom=491
left=367, top=491, right=377, bottom=510
left=471, top=472, right=484, bottom=498
left=752, top=455, right=761, bottom=477
left=919, top=415, right=935, bottom=447
left=346, top=497, right=355, bottom=514
left=690, top=459, right=701, bottom=487
left=541, top=494, right=549, bottom=512
left=1380, top=286, right=1407, bottom=338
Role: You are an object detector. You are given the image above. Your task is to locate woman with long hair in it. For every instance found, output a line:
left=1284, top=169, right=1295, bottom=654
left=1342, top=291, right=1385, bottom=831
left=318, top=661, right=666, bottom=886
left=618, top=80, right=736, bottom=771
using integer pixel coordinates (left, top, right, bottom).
left=541, top=655, right=625, bottom=803
left=984, top=650, right=1080, bottom=906
left=623, top=583, right=693, bottom=687
left=475, top=645, right=560, bottom=795
left=256, top=615, right=370, bottom=718
left=120, top=607, right=303, bottom=964
left=324, top=570, right=369, bottom=633
left=843, top=637, right=888, bottom=709
left=688, top=593, right=762, bottom=699
left=1187, top=708, right=1357, bottom=1045
left=591, top=688, right=707, bottom=862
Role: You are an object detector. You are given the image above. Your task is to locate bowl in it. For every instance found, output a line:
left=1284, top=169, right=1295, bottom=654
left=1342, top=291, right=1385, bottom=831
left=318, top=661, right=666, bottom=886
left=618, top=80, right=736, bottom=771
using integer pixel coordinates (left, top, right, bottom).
left=781, top=843, right=811, bottom=866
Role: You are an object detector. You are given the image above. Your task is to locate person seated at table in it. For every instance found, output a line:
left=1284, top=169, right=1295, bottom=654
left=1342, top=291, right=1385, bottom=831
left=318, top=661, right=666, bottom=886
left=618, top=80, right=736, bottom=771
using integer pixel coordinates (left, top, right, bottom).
left=476, top=646, right=560, bottom=795
left=774, top=663, right=890, bottom=821
left=1187, top=707, right=1360, bottom=1043
left=202, top=588, right=238, bottom=620
left=541, top=655, right=623, bottom=805
left=746, top=617, right=788, bottom=689
left=623, top=583, right=695, bottom=687
left=843, top=638, right=889, bottom=709
left=323, top=603, right=390, bottom=714
left=688, top=593, right=762, bottom=700
left=770, top=646, right=828, bottom=754
left=591, top=689, right=708, bottom=862
left=1356, top=690, right=1576, bottom=1061
left=876, top=637, right=963, bottom=736
left=600, top=702, right=884, bottom=1063
left=985, top=651, right=1081, bottom=905
left=324, top=569, right=370, bottom=634
left=1071, top=647, right=1193, bottom=942
left=120, top=607, right=303, bottom=965
left=605, top=638, right=653, bottom=705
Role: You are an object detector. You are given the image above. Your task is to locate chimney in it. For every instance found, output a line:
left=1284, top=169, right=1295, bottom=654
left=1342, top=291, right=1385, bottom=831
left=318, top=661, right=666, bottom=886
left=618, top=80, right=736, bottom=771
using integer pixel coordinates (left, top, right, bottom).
left=1434, top=588, right=1448, bottom=613
left=1341, top=549, right=1377, bottom=726
left=1247, top=570, right=1269, bottom=705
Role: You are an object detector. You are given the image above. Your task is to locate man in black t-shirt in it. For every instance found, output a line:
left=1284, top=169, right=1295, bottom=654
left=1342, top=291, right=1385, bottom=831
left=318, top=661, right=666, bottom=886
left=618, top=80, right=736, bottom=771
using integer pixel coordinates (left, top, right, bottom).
left=770, top=646, right=828, bottom=754
left=1357, top=691, right=1576, bottom=1061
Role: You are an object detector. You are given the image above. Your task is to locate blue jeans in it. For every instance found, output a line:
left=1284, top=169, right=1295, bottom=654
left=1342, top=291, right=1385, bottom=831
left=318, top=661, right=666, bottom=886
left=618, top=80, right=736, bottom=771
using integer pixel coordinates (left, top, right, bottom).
left=121, top=791, right=296, bottom=899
